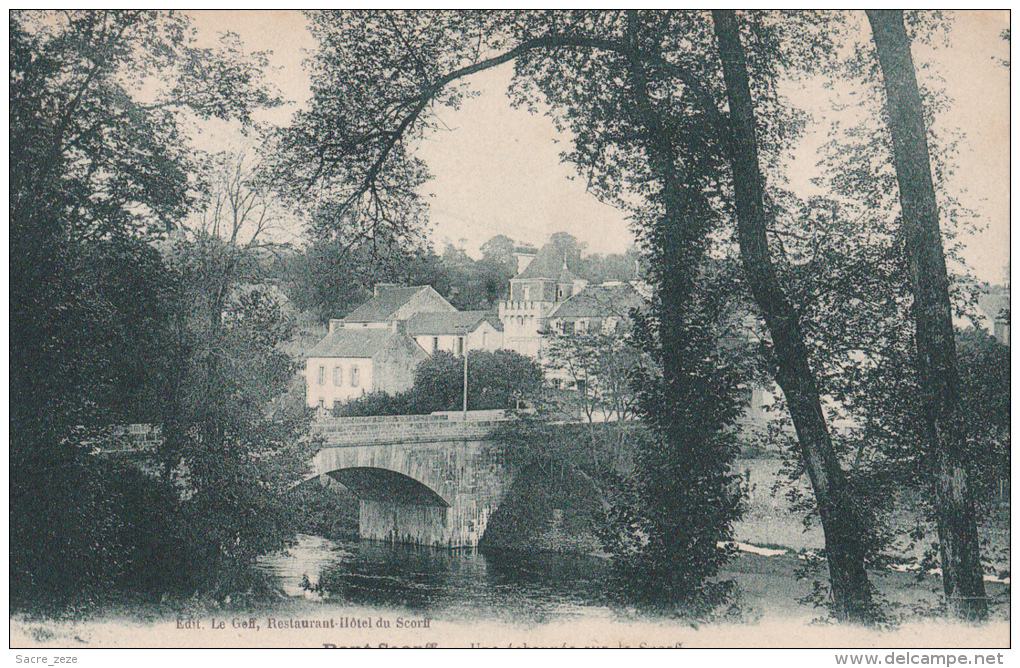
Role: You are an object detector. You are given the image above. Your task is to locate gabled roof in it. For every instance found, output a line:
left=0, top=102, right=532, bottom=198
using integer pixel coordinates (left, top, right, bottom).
left=513, top=242, right=582, bottom=281
left=406, top=310, right=503, bottom=336
left=305, top=328, right=400, bottom=359
left=343, top=286, right=431, bottom=323
left=548, top=282, right=645, bottom=319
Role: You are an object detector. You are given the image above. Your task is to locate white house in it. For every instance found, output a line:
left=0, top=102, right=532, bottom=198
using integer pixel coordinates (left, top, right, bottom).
left=306, top=284, right=506, bottom=409
left=304, top=324, right=428, bottom=409
left=406, top=311, right=504, bottom=355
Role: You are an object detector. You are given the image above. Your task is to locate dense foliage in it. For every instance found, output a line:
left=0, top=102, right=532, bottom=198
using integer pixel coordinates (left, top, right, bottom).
left=335, top=349, right=545, bottom=416
left=10, top=10, right=299, bottom=607
left=279, top=228, right=642, bottom=320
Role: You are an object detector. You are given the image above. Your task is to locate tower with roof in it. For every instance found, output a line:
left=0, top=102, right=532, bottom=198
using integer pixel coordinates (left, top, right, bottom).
left=498, top=242, right=589, bottom=357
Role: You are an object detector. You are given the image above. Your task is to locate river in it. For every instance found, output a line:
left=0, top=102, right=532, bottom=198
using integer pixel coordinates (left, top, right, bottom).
left=256, top=535, right=628, bottom=626
left=251, top=459, right=831, bottom=625
left=251, top=531, right=991, bottom=626
left=252, top=453, right=1010, bottom=627
left=10, top=516, right=1009, bottom=648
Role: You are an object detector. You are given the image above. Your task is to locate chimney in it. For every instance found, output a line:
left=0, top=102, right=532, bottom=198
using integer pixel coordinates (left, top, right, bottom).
left=374, top=282, right=397, bottom=297
left=514, top=251, right=537, bottom=275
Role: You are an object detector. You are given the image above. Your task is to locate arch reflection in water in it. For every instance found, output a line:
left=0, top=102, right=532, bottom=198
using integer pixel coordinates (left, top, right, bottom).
left=307, top=538, right=619, bottom=624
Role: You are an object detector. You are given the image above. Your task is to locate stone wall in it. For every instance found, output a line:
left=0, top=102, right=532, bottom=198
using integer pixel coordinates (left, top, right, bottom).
left=373, top=334, right=427, bottom=395
left=315, top=438, right=509, bottom=548
left=311, top=412, right=506, bottom=446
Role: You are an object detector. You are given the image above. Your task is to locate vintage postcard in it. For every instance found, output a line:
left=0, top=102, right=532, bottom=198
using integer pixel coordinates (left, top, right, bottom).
left=9, top=9, right=1010, bottom=658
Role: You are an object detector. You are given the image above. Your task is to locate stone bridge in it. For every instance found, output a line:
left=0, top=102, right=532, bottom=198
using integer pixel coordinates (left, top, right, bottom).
left=310, top=411, right=513, bottom=548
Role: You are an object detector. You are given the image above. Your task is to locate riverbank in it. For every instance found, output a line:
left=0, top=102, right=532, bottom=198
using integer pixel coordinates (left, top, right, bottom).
left=11, top=541, right=1009, bottom=648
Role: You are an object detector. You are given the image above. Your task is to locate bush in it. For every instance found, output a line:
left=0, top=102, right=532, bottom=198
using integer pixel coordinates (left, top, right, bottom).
left=11, top=452, right=188, bottom=608
left=333, top=390, right=419, bottom=417
left=332, top=349, right=545, bottom=417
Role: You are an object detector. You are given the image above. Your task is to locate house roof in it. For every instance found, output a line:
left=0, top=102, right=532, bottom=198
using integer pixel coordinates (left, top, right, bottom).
left=556, top=262, right=582, bottom=284
left=513, top=242, right=583, bottom=281
left=406, top=310, right=503, bottom=336
left=548, top=282, right=645, bottom=319
left=343, top=286, right=431, bottom=323
left=305, top=328, right=400, bottom=359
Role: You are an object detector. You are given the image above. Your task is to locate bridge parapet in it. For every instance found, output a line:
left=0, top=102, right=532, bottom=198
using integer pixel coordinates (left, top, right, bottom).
left=311, top=410, right=510, bottom=446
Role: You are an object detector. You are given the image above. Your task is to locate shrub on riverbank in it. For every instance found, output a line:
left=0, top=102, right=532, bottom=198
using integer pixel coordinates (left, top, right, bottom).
left=287, top=479, right=360, bottom=541
left=480, top=463, right=603, bottom=554
left=10, top=448, right=296, bottom=613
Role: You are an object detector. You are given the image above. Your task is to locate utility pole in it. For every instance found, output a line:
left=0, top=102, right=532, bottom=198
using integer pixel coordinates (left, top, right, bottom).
left=459, top=330, right=469, bottom=423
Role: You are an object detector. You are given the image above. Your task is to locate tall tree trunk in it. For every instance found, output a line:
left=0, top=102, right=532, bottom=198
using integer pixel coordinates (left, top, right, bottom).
left=616, top=11, right=744, bottom=599
left=712, top=10, right=875, bottom=623
left=866, top=9, right=987, bottom=621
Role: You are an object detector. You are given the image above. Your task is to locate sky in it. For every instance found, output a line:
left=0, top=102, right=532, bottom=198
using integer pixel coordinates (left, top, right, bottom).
left=187, top=10, right=1010, bottom=284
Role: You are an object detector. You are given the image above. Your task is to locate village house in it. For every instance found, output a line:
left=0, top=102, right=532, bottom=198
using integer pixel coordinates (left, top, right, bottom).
left=306, top=283, right=503, bottom=408
left=406, top=310, right=503, bottom=354
left=973, top=285, right=1010, bottom=346
left=544, top=281, right=645, bottom=337
left=499, top=243, right=590, bottom=357
left=329, top=284, right=456, bottom=332
left=499, top=242, right=648, bottom=359
left=953, top=265, right=1010, bottom=346
left=304, top=324, right=427, bottom=410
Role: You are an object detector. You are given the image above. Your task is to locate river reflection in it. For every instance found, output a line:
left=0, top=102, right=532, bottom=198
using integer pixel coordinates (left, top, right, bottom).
left=257, top=534, right=624, bottom=625
left=255, top=531, right=998, bottom=625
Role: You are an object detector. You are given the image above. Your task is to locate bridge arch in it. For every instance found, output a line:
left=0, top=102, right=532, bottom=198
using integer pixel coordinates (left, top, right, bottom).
left=313, top=443, right=460, bottom=505
left=325, top=467, right=449, bottom=507
left=311, top=434, right=513, bottom=548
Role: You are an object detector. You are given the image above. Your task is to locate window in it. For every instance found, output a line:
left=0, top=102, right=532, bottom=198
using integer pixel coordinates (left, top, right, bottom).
left=523, top=285, right=530, bottom=301
left=317, top=399, right=324, bottom=409
left=350, top=365, right=360, bottom=387
left=317, top=365, right=325, bottom=385
left=482, top=331, right=487, bottom=347
left=332, top=366, right=342, bottom=386
left=563, top=321, right=575, bottom=335
left=457, top=337, right=464, bottom=355
left=432, top=337, right=439, bottom=353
